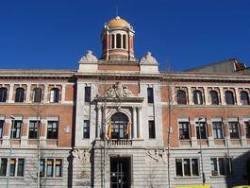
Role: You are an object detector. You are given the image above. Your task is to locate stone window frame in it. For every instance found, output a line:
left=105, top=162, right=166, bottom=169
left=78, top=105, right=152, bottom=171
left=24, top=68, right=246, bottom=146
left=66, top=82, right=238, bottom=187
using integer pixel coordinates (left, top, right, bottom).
left=176, top=87, right=188, bottom=105
left=40, top=158, right=63, bottom=178
left=192, top=87, right=205, bottom=105
left=48, top=85, right=62, bottom=103
left=13, top=84, right=27, bottom=103
left=0, top=85, right=9, bottom=103
left=239, top=88, right=250, bottom=105
left=208, top=87, right=221, bottom=105
left=224, top=88, right=236, bottom=105
left=175, top=157, right=200, bottom=177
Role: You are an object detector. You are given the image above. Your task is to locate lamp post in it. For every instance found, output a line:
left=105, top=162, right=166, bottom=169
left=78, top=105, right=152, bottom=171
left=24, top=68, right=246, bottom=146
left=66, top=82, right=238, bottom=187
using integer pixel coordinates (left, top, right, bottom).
left=198, top=117, right=206, bottom=185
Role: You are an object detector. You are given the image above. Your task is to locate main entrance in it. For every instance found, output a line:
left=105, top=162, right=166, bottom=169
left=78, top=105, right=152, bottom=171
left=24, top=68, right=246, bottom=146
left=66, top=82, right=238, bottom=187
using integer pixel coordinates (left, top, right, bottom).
left=110, top=157, right=131, bottom=188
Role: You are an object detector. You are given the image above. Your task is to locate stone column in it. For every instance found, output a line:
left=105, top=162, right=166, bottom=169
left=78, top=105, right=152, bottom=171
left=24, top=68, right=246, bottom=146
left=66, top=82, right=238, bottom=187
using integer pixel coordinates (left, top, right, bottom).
left=61, top=84, right=66, bottom=103
left=207, top=120, right=214, bottom=146
left=2, top=118, right=11, bottom=146
left=26, top=84, right=31, bottom=103
left=223, top=120, right=231, bottom=147
left=8, top=83, right=14, bottom=103
left=190, top=120, right=197, bottom=147
left=21, top=118, right=28, bottom=146
left=204, top=87, right=209, bottom=105
left=239, top=119, right=247, bottom=146
left=136, top=107, right=141, bottom=138
left=187, top=87, right=193, bottom=105
left=235, top=88, right=241, bottom=105
left=219, top=87, right=225, bottom=105
left=97, top=105, right=102, bottom=139
left=132, top=107, right=137, bottom=139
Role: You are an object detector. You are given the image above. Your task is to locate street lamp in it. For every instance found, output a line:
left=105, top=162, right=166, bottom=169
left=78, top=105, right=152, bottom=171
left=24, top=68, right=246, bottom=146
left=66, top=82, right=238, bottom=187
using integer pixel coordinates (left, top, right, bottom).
left=198, top=117, right=206, bottom=185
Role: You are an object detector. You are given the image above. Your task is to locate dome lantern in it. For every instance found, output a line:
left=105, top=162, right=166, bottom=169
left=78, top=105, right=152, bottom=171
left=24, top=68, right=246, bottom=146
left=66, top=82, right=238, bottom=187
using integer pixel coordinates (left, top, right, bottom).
left=101, top=16, right=135, bottom=61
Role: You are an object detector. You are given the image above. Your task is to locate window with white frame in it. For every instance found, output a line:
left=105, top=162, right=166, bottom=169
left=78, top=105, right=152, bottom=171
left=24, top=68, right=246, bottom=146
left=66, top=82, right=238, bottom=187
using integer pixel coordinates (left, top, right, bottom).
left=29, top=120, right=39, bottom=139
left=193, top=90, right=203, bottom=105
left=245, top=121, right=250, bottom=139
left=9, top=158, right=25, bottom=177
left=50, top=88, right=60, bottom=103
left=179, top=121, right=190, bottom=139
left=83, top=120, right=90, bottom=139
left=213, top=121, right=224, bottom=139
left=211, top=157, right=232, bottom=176
left=40, top=158, right=63, bottom=178
left=0, top=87, right=7, bottom=102
left=196, top=121, right=207, bottom=139
left=0, top=120, right=4, bottom=138
left=10, top=120, right=22, bottom=139
left=47, top=121, right=58, bottom=139
left=0, top=158, right=7, bottom=176
left=229, top=121, right=240, bottom=139
left=176, top=158, right=199, bottom=177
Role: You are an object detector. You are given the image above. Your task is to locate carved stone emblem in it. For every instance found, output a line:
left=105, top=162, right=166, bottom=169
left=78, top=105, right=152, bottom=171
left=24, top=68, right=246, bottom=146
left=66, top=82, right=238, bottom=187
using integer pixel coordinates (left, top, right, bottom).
left=106, top=82, right=133, bottom=98
left=72, top=149, right=90, bottom=164
left=79, top=50, right=98, bottom=64
left=140, top=52, right=158, bottom=65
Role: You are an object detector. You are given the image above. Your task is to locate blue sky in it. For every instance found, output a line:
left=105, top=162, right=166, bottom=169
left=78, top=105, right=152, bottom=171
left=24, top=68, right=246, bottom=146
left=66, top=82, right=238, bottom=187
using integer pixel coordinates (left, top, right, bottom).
left=0, top=0, right=249, bottom=71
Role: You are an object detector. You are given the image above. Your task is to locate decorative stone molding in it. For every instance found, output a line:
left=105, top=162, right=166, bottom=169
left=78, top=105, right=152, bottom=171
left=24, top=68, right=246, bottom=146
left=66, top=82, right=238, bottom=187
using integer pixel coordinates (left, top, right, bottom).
left=140, top=52, right=159, bottom=74
left=78, top=50, right=98, bottom=72
left=106, top=82, right=133, bottom=98
left=140, top=52, right=158, bottom=65
left=146, top=149, right=167, bottom=164
left=72, top=148, right=90, bottom=164
left=79, top=50, right=98, bottom=64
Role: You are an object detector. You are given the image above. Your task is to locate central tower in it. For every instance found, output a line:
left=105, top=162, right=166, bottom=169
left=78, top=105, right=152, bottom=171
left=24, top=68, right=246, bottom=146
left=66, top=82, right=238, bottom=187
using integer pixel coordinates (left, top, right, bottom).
left=101, top=16, right=135, bottom=61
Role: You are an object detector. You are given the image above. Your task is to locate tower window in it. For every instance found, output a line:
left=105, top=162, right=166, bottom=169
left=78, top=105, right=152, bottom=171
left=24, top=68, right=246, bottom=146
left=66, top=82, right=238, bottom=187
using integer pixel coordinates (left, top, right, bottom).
left=111, top=34, right=115, bottom=49
left=0, top=87, right=7, bottom=102
left=116, top=34, right=121, bottom=48
left=123, top=34, right=126, bottom=49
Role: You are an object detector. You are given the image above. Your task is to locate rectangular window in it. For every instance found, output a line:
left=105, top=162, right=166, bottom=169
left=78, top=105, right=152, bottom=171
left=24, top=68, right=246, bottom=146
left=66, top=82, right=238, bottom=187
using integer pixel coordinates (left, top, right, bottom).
left=179, top=121, right=190, bottom=139
left=17, top=159, right=25, bottom=176
left=0, top=158, right=7, bottom=176
left=0, top=120, right=4, bottom=138
left=213, top=122, right=224, bottom=139
left=211, top=157, right=232, bottom=176
left=229, top=122, right=240, bottom=139
left=55, top=159, right=63, bottom=177
left=11, top=120, right=22, bottom=139
left=175, top=158, right=199, bottom=177
left=245, top=121, right=250, bottom=139
left=47, top=159, right=54, bottom=177
left=176, top=159, right=183, bottom=176
left=40, top=159, right=45, bottom=177
left=84, top=86, right=91, bottom=103
left=196, top=122, right=207, bottom=139
left=148, top=120, right=155, bottom=139
left=147, top=87, right=154, bottom=104
left=83, top=120, right=90, bottom=139
left=29, top=120, right=39, bottom=139
left=9, top=158, right=16, bottom=176
left=47, top=121, right=58, bottom=139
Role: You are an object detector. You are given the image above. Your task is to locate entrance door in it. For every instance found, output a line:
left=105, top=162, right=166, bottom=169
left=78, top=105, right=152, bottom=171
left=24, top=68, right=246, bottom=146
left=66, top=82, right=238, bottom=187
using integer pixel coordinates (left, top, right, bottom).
left=110, top=157, right=131, bottom=188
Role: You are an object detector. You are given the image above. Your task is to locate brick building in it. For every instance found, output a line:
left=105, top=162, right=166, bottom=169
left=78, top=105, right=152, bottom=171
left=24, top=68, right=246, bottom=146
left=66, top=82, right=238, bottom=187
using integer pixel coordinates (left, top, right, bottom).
left=0, top=16, right=250, bottom=188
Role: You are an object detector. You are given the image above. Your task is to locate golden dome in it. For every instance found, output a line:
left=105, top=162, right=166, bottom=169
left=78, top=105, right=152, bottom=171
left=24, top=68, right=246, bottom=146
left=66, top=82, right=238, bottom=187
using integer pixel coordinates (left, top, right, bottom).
left=107, top=16, right=130, bottom=28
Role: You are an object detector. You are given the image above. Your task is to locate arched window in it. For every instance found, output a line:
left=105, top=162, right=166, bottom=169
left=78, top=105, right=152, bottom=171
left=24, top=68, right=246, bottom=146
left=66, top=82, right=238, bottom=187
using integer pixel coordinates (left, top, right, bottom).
left=177, top=90, right=187, bottom=105
left=111, top=34, right=115, bottom=49
left=225, top=91, right=235, bottom=105
left=193, top=90, right=203, bottom=105
left=240, top=91, right=250, bottom=105
left=123, top=34, right=126, bottom=49
left=50, top=88, right=59, bottom=103
left=33, top=87, right=42, bottom=103
left=116, top=34, right=121, bottom=48
left=110, top=112, right=129, bottom=139
left=210, top=90, right=219, bottom=105
left=15, top=87, right=25, bottom=102
left=0, top=87, right=7, bottom=102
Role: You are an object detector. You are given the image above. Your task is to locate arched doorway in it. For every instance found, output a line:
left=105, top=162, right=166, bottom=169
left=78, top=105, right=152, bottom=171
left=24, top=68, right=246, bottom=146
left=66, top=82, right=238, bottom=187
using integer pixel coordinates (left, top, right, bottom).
left=110, top=112, right=129, bottom=139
